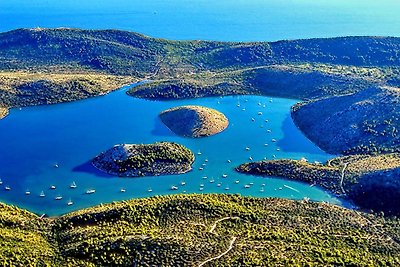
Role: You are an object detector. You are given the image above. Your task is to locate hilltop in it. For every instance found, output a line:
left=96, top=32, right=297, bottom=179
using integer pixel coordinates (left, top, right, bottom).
left=159, top=105, right=229, bottom=137
left=1, top=195, right=400, bottom=266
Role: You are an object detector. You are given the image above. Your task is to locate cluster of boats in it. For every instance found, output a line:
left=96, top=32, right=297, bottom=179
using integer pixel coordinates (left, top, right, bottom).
left=1, top=180, right=97, bottom=206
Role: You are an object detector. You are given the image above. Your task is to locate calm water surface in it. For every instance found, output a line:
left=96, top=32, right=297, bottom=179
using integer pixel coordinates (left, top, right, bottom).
left=0, top=0, right=388, bottom=215
left=0, top=85, right=343, bottom=215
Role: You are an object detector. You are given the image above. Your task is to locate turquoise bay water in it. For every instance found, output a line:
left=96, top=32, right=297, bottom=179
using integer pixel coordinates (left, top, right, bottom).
left=0, top=0, right=387, bottom=215
left=0, top=85, right=342, bottom=216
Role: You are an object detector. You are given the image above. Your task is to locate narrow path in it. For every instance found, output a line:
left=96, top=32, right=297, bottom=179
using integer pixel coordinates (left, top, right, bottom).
left=339, top=163, right=349, bottom=195
left=198, top=236, right=237, bottom=267
left=209, top=217, right=240, bottom=233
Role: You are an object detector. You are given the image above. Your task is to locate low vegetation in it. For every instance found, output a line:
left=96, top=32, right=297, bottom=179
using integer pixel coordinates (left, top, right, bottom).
left=236, top=153, right=400, bottom=215
left=0, top=71, right=137, bottom=110
left=159, top=105, right=229, bottom=137
left=92, top=142, right=195, bottom=177
left=1, top=195, right=400, bottom=266
left=292, top=86, right=400, bottom=155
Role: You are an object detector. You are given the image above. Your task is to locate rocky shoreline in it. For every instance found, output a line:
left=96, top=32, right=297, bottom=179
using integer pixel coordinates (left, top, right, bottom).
left=0, top=107, right=8, bottom=119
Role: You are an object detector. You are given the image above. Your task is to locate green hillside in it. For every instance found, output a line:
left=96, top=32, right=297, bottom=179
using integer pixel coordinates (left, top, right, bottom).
left=1, top=195, right=400, bottom=266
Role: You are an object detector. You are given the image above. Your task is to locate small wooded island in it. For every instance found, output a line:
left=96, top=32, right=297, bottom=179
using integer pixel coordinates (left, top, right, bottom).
left=92, top=142, right=195, bottom=177
left=159, top=105, right=229, bottom=138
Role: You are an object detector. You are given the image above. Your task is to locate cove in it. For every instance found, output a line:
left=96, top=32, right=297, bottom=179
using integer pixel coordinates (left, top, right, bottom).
left=0, top=84, right=345, bottom=216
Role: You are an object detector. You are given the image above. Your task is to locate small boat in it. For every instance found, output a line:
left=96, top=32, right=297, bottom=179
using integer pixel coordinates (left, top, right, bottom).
left=224, top=186, right=230, bottom=190
left=267, top=129, right=271, bottom=133
left=261, top=183, right=266, bottom=186
left=283, top=184, right=300, bottom=193
left=39, top=191, right=45, bottom=197
left=244, top=184, right=250, bottom=188
left=199, top=167, right=204, bottom=171
left=303, top=197, right=310, bottom=202
left=197, top=151, right=202, bottom=155
left=269, top=99, right=273, bottom=103
left=260, top=188, right=265, bottom=192
left=147, top=188, right=153, bottom=192
left=204, top=159, right=209, bottom=162
left=251, top=118, right=255, bottom=122
left=276, top=148, right=280, bottom=151
left=54, top=164, right=59, bottom=168
left=263, top=105, right=266, bottom=108
left=67, top=199, right=73, bottom=206
left=249, top=156, right=253, bottom=161
left=258, top=112, right=262, bottom=115
left=4, top=186, right=11, bottom=191
left=0, top=179, right=2, bottom=185
left=235, top=180, right=240, bottom=184
left=265, top=119, right=269, bottom=123
left=199, top=187, right=204, bottom=191
left=202, top=163, right=206, bottom=166
left=120, top=188, right=126, bottom=193
left=202, top=176, right=208, bottom=179
left=272, top=155, right=276, bottom=158
left=25, top=189, right=31, bottom=195
left=181, top=181, right=186, bottom=186
left=217, top=183, right=222, bottom=187
left=171, top=185, right=178, bottom=190
left=264, top=143, right=269, bottom=146
left=278, top=187, right=283, bottom=190
left=227, top=159, right=231, bottom=163
left=242, top=108, right=246, bottom=111
left=70, top=181, right=77, bottom=189
left=222, top=174, right=228, bottom=178
left=55, top=195, right=62, bottom=200
left=300, top=157, right=308, bottom=162
left=200, top=183, right=204, bottom=187
left=245, top=147, right=250, bottom=151
left=258, top=102, right=262, bottom=106
left=249, top=182, right=254, bottom=185
left=86, top=189, right=96, bottom=194
left=271, top=138, right=276, bottom=142
left=50, top=185, right=56, bottom=190
left=209, top=179, right=215, bottom=183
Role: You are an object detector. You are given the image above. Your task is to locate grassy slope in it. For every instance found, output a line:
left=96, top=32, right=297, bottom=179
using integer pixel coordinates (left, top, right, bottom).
left=2, top=195, right=398, bottom=266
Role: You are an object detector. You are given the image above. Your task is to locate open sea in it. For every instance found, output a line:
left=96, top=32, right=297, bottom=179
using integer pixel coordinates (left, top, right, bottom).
left=1, top=0, right=399, bottom=215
